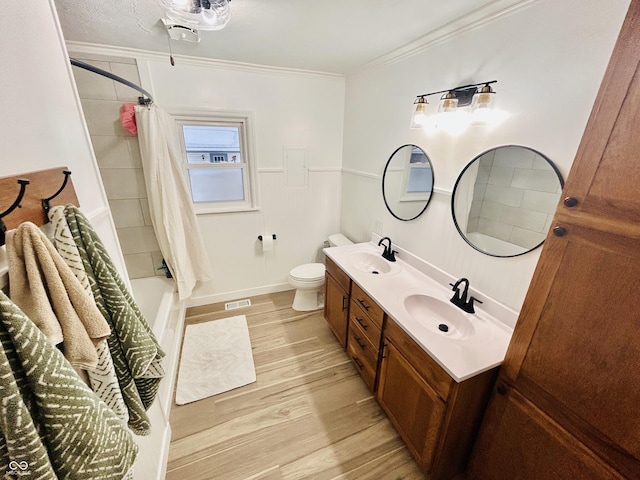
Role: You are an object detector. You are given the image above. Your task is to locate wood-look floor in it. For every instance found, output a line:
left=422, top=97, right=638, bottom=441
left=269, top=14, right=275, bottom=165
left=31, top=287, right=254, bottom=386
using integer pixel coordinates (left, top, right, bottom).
left=167, top=290, right=426, bottom=480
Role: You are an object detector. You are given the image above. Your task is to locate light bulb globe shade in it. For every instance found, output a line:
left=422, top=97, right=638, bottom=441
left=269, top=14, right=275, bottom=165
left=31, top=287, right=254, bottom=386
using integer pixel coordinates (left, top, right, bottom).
left=470, top=85, right=496, bottom=125
left=410, top=98, right=429, bottom=129
left=164, top=0, right=231, bottom=30
left=439, top=93, right=458, bottom=113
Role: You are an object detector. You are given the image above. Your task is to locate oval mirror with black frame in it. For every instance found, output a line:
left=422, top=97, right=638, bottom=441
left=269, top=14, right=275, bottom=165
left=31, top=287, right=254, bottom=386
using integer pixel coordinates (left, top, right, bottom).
left=451, top=145, right=564, bottom=257
left=382, top=144, right=434, bottom=221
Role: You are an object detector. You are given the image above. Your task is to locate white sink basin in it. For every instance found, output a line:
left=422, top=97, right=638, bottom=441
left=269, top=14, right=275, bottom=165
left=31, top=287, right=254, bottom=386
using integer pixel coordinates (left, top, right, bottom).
left=403, top=293, right=475, bottom=340
left=347, top=251, right=401, bottom=275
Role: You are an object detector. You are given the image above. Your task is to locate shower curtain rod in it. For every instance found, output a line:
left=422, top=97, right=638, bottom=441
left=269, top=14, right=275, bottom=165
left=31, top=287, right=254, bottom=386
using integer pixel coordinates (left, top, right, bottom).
left=70, top=58, right=154, bottom=105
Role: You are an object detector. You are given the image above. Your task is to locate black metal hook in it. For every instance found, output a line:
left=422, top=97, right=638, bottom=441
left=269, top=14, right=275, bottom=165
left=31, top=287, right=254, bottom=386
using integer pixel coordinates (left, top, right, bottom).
left=0, top=178, right=30, bottom=245
left=42, top=170, right=72, bottom=213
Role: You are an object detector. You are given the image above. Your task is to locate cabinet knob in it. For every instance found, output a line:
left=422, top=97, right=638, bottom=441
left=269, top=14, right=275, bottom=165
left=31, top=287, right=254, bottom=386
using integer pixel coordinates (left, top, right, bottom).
left=563, top=196, right=579, bottom=207
left=497, top=384, right=507, bottom=395
left=553, top=226, right=567, bottom=237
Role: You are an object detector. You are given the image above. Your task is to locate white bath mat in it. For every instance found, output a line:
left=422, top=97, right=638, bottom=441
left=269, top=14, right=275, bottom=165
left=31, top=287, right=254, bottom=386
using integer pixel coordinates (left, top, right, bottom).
left=175, top=315, right=256, bottom=405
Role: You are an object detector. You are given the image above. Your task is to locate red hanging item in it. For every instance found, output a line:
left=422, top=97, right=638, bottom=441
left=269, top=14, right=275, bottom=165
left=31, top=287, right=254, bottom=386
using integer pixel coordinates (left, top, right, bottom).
left=119, top=103, right=138, bottom=135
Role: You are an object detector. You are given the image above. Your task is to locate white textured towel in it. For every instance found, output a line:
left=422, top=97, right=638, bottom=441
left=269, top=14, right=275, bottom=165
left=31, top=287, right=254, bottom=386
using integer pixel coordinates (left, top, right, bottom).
left=176, top=315, right=256, bottom=405
left=48, top=206, right=129, bottom=424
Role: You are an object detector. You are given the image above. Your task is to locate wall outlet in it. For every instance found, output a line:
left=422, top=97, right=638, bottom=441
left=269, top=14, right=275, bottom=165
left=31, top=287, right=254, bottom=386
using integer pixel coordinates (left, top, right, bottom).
left=374, top=221, right=383, bottom=235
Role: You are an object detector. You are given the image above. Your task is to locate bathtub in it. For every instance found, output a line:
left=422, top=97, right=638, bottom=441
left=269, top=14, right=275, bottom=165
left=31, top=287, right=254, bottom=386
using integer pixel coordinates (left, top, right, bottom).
left=465, top=231, right=529, bottom=256
left=130, top=276, right=186, bottom=480
left=131, top=276, right=176, bottom=341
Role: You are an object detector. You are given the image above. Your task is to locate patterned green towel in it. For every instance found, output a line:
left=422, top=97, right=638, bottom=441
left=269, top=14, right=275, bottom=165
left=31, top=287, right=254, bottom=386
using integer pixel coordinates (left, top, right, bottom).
left=0, top=291, right=138, bottom=479
left=64, top=205, right=165, bottom=435
left=48, top=206, right=130, bottom=425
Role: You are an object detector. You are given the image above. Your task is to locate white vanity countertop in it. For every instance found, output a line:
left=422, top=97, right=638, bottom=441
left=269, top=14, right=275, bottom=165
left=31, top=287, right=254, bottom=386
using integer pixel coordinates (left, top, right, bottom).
left=323, top=241, right=515, bottom=383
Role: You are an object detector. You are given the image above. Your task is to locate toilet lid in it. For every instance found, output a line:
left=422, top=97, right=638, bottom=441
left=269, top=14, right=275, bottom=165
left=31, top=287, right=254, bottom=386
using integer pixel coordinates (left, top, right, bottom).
left=290, top=263, right=325, bottom=281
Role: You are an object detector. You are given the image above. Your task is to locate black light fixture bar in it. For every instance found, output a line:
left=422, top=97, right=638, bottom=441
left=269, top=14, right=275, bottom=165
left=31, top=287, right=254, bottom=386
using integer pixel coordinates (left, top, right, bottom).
left=416, top=80, right=498, bottom=100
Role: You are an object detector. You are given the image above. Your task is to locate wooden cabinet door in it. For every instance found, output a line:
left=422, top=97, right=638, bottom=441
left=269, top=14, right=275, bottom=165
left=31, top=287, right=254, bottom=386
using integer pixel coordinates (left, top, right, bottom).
left=468, top=384, right=625, bottom=480
left=378, top=340, right=445, bottom=472
left=324, top=272, right=349, bottom=348
left=558, top=1, right=640, bottom=225
left=507, top=224, right=640, bottom=477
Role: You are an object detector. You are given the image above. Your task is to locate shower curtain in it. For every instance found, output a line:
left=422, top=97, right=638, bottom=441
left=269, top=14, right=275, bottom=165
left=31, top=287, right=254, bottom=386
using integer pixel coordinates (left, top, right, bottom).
left=135, top=104, right=212, bottom=300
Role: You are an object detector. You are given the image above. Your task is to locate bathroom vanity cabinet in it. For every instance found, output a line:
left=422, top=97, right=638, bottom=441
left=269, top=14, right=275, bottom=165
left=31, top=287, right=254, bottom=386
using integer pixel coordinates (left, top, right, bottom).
left=323, top=256, right=500, bottom=479
left=468, top=3, right=640, bottom=479
left=379, top=318, right=497, bottom=479
left=324, top=257, right=351, bottom=348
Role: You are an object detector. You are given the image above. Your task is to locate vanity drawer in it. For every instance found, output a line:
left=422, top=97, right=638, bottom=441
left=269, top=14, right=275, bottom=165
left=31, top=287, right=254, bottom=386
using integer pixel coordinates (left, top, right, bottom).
left=349, top=300, right=382, bottom=349
left=384, top=317, right=453, bottom=401
left=347, top=323, right=378, bottom=391
left=351, top=282, right=384, bottom=329
left=325, top=256, right=351, bottom=293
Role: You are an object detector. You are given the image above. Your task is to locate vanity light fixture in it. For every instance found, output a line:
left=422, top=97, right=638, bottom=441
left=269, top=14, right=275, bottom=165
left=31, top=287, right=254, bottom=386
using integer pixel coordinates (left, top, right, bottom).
left=410, top=80, right=498, bottom=130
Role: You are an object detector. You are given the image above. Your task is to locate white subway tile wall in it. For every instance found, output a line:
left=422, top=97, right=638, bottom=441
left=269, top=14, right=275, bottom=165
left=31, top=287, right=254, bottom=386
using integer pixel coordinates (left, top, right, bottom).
left=73, top=57, right=164, bottom=278
left=469, top=147, right=562, bottom=249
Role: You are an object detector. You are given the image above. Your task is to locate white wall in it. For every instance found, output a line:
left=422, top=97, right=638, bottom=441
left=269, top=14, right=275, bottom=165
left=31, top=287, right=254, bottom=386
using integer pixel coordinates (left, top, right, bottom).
left=340, top=0, right=630, bottom=311
left=0, top=0, right=127, bottom=280
left=136, top=57, right=346, bottom=304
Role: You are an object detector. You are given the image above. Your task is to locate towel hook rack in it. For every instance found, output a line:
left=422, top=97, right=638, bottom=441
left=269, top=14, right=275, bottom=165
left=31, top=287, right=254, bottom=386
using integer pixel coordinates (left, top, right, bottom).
left=0, top=178, right=30, bottom=245
left=42, top=170, right=72, bottom=213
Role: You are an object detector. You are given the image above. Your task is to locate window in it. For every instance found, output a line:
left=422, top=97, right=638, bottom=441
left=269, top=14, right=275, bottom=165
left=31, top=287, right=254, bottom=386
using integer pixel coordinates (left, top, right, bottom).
left=400, top=147, right=433, bottom=202
left=175, top=112, right=257, bottom=213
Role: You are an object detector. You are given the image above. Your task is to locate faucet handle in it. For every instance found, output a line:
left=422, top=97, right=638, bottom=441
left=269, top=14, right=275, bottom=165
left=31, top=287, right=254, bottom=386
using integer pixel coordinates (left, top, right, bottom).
left=465, top=296, right=483, bottom=314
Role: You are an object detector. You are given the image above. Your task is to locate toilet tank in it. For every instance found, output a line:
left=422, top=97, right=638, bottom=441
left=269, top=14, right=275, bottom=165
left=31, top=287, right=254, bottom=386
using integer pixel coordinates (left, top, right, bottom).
left=328, top=233, right=353, bottom=247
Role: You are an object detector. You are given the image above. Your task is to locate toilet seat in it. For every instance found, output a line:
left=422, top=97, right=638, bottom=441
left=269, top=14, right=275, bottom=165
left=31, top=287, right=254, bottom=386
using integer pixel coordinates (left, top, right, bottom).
left=289, top=263, right=325, bottom=282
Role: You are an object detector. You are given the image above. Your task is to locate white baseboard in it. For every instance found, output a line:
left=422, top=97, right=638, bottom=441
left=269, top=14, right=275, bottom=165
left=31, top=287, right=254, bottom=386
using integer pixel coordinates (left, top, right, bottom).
left=187, top=282, right=294, bottom=308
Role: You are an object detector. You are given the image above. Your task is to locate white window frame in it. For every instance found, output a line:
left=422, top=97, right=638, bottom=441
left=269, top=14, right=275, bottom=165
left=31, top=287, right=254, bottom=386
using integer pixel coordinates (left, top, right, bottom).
left=172, top=110, right=259, bottom=214
left=400, top=162, right=433, bottom=203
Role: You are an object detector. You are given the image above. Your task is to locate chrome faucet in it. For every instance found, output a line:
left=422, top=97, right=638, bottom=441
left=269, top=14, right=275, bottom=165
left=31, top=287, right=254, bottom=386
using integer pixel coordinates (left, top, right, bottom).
left=449, top=277, right=483, bottom=314
left=377, top=236, right=398, bottom=262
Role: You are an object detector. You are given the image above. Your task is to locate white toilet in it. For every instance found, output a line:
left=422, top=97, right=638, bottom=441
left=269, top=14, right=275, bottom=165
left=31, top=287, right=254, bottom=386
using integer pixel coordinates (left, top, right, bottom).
left=289, top=233, right=353, bottom=311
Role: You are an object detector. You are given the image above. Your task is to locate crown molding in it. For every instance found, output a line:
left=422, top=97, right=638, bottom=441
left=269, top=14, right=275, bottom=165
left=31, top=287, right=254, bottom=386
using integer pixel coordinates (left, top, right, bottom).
left=65, top=41, right=344, bottom=81
left=348, top=0, right=537, bottom=77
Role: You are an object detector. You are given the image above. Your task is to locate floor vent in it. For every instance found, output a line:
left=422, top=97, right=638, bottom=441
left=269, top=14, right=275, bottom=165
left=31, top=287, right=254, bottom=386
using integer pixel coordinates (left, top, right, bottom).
left=225, top=299, right=252, bottom=310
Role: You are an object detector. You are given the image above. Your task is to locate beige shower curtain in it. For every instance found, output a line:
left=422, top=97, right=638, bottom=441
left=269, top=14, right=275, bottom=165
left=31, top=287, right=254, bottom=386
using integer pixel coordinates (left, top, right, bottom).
left=135, top=104, right=212, bottom=300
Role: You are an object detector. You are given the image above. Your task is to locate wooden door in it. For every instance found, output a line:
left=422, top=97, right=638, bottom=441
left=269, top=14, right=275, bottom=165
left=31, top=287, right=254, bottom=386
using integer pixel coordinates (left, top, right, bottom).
left=378, top=340, right=445, bottom=472
left=324, top=272, right=349, bottom=348
left=468, top=385, right=625, bottom=480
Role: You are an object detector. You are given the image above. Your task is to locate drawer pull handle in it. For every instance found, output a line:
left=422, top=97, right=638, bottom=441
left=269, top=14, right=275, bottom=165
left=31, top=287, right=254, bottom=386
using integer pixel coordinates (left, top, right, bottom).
left=357, top=298, right=370, bottom=311
left=355, top=317, right=368, bottom=330
left=352, top=356, right=365, bottom=370
left=341, top=295, right=348, bottom=311
left=354, top=336, right=366, bottom=350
